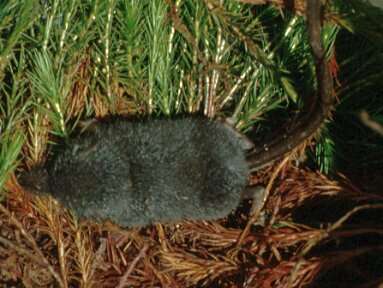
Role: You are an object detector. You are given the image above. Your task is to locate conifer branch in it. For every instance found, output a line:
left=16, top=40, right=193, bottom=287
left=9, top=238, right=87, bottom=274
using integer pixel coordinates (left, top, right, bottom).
left=247, top=0, right=334, bottom=170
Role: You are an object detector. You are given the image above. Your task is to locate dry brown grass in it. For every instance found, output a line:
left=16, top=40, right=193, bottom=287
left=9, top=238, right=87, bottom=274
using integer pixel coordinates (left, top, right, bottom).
left=1, top=162, right=382, bottom=287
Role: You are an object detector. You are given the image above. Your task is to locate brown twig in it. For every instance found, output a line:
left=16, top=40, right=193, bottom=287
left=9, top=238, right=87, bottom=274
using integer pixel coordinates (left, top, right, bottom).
left=328, top=204, right=383, bottom=233
left=359, top=110, right=383, bottom=136
left=289, top=204, right=383, bottom=258
left=0, top=235, right=61, bottom=283
left=287, top=204, right=383, bottom=286
left=237, top=156, right=290, bottom=247
left=117, top=243, right=149, bottom=288
left=32, top=197, right=69, bottom=288
left=72, top=222, right=94, bottom=288
left=89, top=237, right=107, bottom=280
left=236, top=0, right=307, bottom=16
left=159, top=248, right=238, bottom=286
left=0, top=203, right=65, bottom=287
left=203, top=0, right=274, bottom=68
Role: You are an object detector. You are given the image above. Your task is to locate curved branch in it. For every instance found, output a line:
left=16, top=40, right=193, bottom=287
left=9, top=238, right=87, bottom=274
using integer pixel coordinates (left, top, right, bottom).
left=247, top=0, right=334, bottom=170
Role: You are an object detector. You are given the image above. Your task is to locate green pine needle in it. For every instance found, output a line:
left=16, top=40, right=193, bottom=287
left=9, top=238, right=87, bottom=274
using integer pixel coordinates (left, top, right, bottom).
left=28, top=50, right=68, bottom=137
left=0, top=0, right=380, bottom=187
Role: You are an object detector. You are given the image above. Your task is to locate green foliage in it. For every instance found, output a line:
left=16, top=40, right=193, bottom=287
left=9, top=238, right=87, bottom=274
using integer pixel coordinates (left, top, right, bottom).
left=0, top=1, right=323, bottom=115
left=2, top=0, right=381, bottom=190
left=312, top=2, right=383, bottom=175
left=0, top=1, right=39, bottom=74
left=313, top=126, right=335, bottom=174
left=0, top=51, right=29, bottom=192
left=28, top=50, right=69, bottom=137
left=0, top=130, right=24, bottom=196
left=332, top=0, right=383, bottom=46
left=331, top=30, right=383, bottom=174
left=146, top=0, right=176, bottom=114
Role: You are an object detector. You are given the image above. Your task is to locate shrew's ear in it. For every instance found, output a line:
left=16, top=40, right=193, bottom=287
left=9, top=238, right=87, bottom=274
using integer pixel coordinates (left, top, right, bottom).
left=221, top=117, right=255, bottom=151
left=77, top=119, right=99, bottom=134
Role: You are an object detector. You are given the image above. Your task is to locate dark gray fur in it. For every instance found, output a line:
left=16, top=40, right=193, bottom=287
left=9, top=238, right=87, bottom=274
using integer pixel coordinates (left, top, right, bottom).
left=20, top=117, right=249, bottom=227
